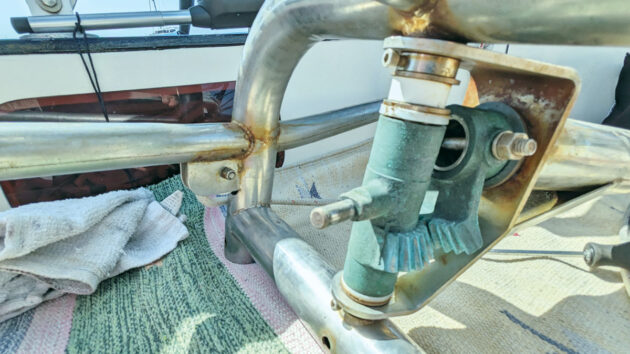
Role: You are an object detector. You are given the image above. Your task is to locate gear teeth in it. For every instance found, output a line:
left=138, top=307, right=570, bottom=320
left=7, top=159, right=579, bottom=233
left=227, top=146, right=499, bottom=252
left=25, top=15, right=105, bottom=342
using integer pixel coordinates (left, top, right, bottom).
left=382, top=223, right=435, bottom=272
left=381, top=217, right=484, bottom=273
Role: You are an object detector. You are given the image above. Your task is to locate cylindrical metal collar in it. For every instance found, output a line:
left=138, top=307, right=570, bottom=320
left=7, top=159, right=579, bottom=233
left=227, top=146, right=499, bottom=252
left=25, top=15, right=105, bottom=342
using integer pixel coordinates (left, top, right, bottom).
left=379, top=99, right=451, bottom=125
left=399, top=52, right=460, bottom=78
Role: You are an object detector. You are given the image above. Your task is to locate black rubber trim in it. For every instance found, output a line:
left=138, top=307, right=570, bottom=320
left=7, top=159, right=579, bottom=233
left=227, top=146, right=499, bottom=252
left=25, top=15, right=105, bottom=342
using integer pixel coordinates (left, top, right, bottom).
left=10, top=17, right=33, bottom=34
left=0, top=33, right=247, bottom=55
left=190, top=5, right=213, bottom=28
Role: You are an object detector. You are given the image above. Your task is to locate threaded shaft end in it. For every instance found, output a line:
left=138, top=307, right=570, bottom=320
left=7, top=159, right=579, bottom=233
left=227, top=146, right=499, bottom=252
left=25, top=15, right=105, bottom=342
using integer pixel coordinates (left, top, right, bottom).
left=511, top=138, right=537, bottom=156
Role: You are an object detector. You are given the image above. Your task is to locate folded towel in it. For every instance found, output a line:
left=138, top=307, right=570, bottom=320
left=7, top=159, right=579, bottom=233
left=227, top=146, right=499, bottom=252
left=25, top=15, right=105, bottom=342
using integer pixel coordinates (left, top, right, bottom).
left=0, top=188, right=188, bottom=322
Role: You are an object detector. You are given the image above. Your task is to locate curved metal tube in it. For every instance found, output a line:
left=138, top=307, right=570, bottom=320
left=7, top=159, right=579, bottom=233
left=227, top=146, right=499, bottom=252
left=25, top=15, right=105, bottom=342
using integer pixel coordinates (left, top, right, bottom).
left=231, top=0, right=397, bottom=210
left=536, top=119, right=630, bottom=191
left=380, top=0, right=630, bottom=45
left=431, top=0, right=630, bottom=45
left=225, top=207, right=419, bottom=353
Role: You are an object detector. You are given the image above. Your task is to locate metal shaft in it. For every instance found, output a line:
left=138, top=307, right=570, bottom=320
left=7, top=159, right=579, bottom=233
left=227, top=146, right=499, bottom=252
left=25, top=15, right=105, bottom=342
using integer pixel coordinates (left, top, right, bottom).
left=13, top=10, right=192, bottom=33
left=441, top=137, right=466, bottom=150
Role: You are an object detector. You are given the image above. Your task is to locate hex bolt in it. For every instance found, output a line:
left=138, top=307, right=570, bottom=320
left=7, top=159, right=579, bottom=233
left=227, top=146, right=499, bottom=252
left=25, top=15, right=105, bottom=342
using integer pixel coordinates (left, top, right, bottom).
left=220, top=167, right=236, bottom=180
left=310, top=199, right=356, bottom=229
left=492, top=131, right=538, bottom=161
left=381, top=48, right=400, bottom=69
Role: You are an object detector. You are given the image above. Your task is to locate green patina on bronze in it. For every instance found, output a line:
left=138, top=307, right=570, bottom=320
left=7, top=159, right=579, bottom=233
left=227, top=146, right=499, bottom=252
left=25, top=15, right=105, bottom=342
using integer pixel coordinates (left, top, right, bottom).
left=342, top=104, right=521, bottom=300
left=342, top=115, right=446, bottom=298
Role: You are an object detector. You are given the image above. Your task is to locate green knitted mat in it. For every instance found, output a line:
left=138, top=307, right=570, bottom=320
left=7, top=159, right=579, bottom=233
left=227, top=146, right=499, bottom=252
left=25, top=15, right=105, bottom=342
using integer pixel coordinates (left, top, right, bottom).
left=66, top=176, right=287, bottom=353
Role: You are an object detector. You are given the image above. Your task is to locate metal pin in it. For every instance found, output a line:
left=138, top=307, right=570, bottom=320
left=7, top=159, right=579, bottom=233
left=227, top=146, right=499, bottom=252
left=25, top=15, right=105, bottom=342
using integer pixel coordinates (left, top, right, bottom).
left=441, top=137, right=467, bottom=150
left=310, top=199, right=356, bottom=229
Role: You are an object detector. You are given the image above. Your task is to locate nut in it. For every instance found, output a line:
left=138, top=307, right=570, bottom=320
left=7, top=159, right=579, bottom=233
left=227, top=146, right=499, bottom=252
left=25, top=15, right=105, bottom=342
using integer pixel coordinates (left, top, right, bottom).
left=220, top=167, right=236, bottom=180
left=492, top=131, right=538, bottom=161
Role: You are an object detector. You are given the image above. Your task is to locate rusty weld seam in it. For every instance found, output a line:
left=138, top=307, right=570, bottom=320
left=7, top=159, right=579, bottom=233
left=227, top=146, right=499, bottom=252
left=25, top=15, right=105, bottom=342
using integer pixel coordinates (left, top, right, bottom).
left=231, top=121, right=257, bottom=157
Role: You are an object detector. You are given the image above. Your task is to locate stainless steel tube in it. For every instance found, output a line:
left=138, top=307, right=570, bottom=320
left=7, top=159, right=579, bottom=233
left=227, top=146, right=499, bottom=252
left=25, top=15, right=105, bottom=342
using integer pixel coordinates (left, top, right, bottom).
left=1, top=100, right=379, bottom=138
left=536, top=119, right=630, bottom=191
left=0, top=111, right=149, bottom=123
left=225, top=207, right=419, bottom=353
left=277, top=101, right=380, bottom=151
left=0, top=122, right=249, bottom=180
left=231, top=0, right=396, bottom=211
left=14, top=10, right=191, bottom=33
left=0, top=101, right=379, bottom=180
left=384, top=0, right=630, bottom=46
left=437, top=0, right=630, bottom=45
left=274, top=238, right=419, bottom=353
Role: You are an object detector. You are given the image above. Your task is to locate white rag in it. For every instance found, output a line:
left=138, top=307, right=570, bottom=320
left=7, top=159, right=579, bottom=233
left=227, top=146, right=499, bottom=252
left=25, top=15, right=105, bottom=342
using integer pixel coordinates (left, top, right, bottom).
left=0, top=188, right=188, bottom=322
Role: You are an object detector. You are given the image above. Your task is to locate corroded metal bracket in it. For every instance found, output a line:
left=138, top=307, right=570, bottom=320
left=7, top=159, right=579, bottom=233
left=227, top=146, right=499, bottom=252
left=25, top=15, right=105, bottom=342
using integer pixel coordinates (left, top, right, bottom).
left=331, top=37, right=580, bottom=320
left=181, top=160, right=241, bottom=206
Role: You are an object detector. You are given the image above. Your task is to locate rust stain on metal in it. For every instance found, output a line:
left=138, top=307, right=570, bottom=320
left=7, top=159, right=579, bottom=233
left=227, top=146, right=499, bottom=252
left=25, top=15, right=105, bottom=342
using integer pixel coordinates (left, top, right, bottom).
left=388, top=0, right=443, bottom=38
left=387, top=1, right=472, bottom=42
left=473, top=67, right=578, bottom=231
left=230, top=120, right=257, bottom=155
left=380, top=99, right=451, bottom=121
left=390, top=11, right=431, bottom=36
left=190, top=122, right=255, bottom=163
